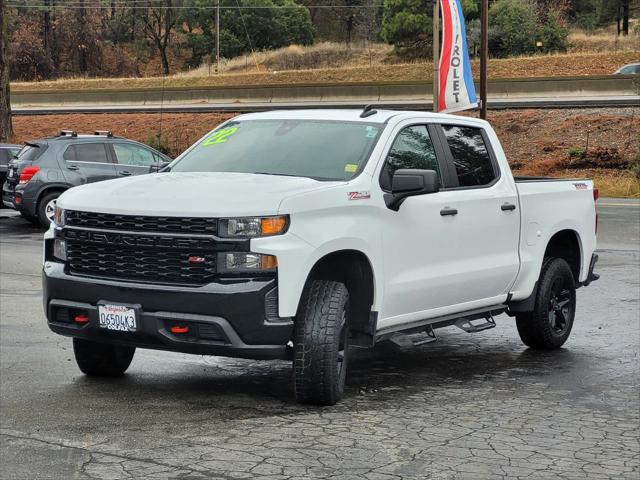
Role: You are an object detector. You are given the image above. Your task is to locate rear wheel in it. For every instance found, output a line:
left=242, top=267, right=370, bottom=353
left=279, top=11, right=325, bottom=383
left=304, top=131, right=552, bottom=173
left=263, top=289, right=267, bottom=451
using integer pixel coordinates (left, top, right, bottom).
left=73, top=338, right=135, bottom=377
left=293, top=280, right=350, bottom=405
left=37, top=191, right=61, bottom=227
left=516, top=258, right=576, bottom=350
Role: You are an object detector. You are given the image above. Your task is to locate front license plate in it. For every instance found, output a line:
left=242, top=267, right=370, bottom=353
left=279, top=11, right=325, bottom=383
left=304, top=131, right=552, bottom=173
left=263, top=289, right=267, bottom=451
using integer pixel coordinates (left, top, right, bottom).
left=98, top=304, right=137, bottom=332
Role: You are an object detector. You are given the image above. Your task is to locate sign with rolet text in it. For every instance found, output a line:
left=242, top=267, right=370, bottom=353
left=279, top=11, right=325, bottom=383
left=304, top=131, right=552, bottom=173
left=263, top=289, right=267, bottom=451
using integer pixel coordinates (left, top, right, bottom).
left=438, top=0, right=478, bottom=113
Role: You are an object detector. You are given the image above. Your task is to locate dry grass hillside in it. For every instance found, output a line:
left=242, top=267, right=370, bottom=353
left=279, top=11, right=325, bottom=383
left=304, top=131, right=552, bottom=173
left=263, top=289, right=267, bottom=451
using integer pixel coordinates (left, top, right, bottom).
left=12, top=37, right=639, bottom=92
left=11, top=107, right=640, bottom=198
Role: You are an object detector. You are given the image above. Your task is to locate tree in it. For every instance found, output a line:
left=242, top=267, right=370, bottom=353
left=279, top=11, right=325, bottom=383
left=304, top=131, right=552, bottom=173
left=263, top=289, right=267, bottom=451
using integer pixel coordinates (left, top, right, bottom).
left=141, top=1, right=180, bottom=75
left=181, top=0, right=315, bottom=64
left=381, top=0, right=433, bottom=57
left=0, top=0, right=12, bottom=142
left=488, top=0, right=538, bottom=57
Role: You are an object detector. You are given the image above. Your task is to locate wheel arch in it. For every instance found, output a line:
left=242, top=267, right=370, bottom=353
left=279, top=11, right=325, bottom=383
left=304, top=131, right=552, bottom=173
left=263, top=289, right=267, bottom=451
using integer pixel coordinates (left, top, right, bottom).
left=298, top=249, right=377, bottom=345
left=543, top=229, right=582, bottom=282
left=36, top=184, right=70, bottom=208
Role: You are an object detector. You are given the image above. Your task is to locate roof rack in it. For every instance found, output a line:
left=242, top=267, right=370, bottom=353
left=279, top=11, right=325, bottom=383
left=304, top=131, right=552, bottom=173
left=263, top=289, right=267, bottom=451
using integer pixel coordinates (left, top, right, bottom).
left=59, top=130, right=78, bottom=137
left=94, top=130, right=113, bottom=138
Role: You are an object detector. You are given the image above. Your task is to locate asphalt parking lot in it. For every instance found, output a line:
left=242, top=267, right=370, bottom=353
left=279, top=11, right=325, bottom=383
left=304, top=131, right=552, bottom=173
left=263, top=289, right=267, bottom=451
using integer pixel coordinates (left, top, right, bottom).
left=1, top=199, right=638, bottom=480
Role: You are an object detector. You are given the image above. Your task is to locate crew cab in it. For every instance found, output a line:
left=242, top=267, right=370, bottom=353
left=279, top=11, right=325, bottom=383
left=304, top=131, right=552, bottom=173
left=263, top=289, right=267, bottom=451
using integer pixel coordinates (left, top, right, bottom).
left=43, top=109, right=599, bottom=405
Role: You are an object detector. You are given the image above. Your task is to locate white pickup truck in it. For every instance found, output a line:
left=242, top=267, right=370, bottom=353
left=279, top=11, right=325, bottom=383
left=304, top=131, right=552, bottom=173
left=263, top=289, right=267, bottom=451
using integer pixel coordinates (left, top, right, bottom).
left=43, top=109, right=599, bottom=405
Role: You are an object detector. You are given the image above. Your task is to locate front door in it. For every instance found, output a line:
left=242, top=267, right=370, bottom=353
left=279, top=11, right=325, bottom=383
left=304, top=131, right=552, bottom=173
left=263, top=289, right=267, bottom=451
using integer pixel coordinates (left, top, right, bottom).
left=110, top=142, right=163, bottom=178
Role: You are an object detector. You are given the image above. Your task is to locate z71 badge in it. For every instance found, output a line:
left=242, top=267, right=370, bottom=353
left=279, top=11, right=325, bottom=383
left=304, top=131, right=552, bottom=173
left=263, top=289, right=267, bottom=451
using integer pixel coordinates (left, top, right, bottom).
left=348, top=191, right=371, bottom=200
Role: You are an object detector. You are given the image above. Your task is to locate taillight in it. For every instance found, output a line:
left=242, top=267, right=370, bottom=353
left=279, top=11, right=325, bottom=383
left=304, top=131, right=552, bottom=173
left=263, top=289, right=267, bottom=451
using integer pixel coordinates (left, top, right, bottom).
left=19, top=166, right=40, bottom=184
left=593, top=187, right=599, bottom=234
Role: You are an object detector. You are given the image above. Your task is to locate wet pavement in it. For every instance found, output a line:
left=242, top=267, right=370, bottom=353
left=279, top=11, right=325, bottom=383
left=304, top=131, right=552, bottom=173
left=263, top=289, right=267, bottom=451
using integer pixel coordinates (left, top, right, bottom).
left=1, top=200, right=638, bottom=479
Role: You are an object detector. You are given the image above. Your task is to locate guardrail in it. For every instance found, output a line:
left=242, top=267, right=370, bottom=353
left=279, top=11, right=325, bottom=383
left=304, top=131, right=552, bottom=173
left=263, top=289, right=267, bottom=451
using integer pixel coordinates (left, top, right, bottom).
left=12, top=75, right=639, bottom=109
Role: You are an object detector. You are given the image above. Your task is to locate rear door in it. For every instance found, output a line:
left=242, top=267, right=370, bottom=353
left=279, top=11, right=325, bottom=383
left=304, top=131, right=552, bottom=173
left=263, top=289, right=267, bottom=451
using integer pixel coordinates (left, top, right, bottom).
left=110, top=142, right=163, bottom=177
left=62, top=143, right=117, bottom=184
left=433, top=123, right=520, bottom=303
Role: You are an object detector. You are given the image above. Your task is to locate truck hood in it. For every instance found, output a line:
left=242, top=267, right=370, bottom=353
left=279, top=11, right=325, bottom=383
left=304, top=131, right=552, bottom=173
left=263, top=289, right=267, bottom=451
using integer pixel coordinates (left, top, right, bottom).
left=58, top=172, right=341, bottom=217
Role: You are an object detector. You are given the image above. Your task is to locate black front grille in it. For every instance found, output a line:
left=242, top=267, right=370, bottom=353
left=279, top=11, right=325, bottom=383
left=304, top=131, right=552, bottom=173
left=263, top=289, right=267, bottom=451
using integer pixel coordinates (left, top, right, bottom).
left=66, top=210, right=218, bottom=235
left=66, top=241, right=217, bottom=285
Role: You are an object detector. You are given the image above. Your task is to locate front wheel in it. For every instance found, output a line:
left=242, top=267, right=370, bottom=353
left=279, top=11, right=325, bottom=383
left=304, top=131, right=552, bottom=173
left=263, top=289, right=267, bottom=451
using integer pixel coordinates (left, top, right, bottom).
left=516, top=258, right=576, bottom=350
left=293, top=280, right=350, bottom=405
left=73, top=338, right=136, bottom=377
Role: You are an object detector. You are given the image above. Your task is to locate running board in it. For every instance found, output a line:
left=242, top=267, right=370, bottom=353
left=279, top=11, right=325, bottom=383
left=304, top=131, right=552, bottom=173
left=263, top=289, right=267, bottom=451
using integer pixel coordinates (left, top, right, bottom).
left=455, top=315, right=496, bottom=333
left=410, top=325, right=437, bottom=346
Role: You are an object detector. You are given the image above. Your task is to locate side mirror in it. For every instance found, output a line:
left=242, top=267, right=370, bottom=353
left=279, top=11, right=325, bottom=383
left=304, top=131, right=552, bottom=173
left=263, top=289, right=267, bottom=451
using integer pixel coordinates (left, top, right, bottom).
left=384, top=169, right=439, bottom=211
left=149, top=161, right=171, bottom=173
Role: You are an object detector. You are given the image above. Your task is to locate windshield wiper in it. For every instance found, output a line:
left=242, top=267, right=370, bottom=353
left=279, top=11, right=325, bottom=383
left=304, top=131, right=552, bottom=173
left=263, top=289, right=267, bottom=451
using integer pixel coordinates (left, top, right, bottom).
left=252, top=172, right=302, bottom=178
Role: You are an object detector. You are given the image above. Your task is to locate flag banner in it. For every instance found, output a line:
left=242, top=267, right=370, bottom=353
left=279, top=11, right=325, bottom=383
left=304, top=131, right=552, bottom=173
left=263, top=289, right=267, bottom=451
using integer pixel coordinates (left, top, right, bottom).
left=438, top=0, right=478, bottom=113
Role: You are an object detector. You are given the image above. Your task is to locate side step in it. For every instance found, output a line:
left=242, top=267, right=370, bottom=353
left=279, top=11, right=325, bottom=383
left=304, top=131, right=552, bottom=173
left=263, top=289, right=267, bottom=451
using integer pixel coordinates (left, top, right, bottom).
left=455, top=315, right=496, bottom=333
left=410, top=325, right=437, bottom=346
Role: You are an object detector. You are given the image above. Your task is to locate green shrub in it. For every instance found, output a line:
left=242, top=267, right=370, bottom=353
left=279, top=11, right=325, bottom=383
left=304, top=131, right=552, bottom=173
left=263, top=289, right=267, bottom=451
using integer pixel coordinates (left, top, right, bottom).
left=568, top=146, right=587, bottom=160
left=488, top=0, right=569, bottom=57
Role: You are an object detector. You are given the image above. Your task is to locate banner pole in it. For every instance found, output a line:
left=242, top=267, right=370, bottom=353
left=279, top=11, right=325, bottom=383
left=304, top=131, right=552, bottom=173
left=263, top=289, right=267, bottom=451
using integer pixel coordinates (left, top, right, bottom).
left=480, top=0, right=488, bottom=119
left=433, top=0, right=439, bottom=113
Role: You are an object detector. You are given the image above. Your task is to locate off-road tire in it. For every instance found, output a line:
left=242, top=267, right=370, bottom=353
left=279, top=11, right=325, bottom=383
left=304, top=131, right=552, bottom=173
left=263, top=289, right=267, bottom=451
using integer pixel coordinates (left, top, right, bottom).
left=293, top=280, right=350, bottom=405
left=37, top=191, right=60, bottom=227
left=73, top=338, right=136, bottom=377
left=516, top=257, right=576, bottom=350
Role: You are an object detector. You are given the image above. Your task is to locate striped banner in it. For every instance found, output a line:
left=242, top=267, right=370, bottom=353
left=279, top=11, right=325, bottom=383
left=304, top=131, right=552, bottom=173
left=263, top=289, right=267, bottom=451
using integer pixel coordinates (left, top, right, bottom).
left=438, top=0, right=478, bottom=113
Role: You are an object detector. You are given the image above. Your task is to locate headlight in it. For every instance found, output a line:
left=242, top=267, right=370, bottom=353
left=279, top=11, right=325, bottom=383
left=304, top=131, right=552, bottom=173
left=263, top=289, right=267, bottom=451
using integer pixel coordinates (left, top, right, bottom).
left=217, top=252, right=277, bottom=273
left=53, top=205, right=66, bottom=227
left=218, top=215, right=288, bottom=238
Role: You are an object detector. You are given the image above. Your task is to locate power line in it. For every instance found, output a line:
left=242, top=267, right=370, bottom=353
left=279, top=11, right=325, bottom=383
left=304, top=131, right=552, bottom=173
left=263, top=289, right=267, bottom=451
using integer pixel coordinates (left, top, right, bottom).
left=7, top=2, right=382, bottom=9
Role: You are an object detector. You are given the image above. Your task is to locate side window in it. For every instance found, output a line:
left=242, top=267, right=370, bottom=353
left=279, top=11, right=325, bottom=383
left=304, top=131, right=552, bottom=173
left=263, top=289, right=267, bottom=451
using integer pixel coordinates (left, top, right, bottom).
left=113, top=143, right=158, bottom=167
left=442, top=125, right=496, bottom=187
left=64, top=143, right=110, bottom=163
left=63, top=145, right=76, bottom=161
left=380, top=125, right=440, bottom=191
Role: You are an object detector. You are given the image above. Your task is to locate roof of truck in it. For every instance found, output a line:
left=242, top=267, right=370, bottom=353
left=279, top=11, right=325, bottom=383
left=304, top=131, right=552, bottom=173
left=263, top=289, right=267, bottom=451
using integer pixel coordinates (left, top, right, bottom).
left=238, top=109, right=490, bottom=127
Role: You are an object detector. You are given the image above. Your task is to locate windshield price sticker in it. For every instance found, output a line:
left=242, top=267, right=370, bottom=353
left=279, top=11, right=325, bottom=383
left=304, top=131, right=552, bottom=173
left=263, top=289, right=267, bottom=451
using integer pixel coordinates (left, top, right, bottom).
left=202, top=127, right=239, bottom=146
left=344, top=163, right=358, bottom=173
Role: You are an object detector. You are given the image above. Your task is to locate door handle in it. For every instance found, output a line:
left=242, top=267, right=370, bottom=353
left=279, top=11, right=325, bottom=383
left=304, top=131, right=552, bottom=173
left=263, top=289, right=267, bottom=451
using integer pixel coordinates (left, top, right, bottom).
left=501, top=203, right=516, bottom=211
left=119, top=170, right=132, bottom=176
left=440, top=207, right=458, bottom=216
left=66, top=164, right=79, bottom=171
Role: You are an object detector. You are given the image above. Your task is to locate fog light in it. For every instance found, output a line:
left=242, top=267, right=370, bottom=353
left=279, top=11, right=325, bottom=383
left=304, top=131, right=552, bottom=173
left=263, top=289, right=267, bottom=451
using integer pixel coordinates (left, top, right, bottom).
left=217, top=252, right=277, bottom=273
left=53, top=239, right=67, bottom=261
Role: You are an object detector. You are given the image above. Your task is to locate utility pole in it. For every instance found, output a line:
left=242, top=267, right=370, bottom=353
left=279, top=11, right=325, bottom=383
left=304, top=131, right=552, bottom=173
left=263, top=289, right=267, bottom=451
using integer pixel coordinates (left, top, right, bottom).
left=0, top=0, right=13, bottom=142
left=480, top=0, right=488, bottom=119
left=215, top=0, right=220, bottom=73
left=433, top=0, right=439, bottom=113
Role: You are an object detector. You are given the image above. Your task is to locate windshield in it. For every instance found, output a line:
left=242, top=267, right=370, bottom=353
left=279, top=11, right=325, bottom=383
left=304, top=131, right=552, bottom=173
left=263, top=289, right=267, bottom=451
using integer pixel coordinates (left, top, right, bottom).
left=171, top=119, right=384, bottom=181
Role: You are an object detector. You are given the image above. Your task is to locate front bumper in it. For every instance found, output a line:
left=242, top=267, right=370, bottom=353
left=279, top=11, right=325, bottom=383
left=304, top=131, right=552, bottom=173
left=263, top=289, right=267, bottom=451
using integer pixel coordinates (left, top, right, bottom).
left=43, top=262, right=293, bottom=360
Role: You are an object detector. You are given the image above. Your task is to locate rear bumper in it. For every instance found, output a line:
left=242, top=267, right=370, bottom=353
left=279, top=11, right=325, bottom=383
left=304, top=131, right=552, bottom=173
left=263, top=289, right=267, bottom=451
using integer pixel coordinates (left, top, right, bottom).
left=43, top=262, right=293, bottom=359
left=2, top=183, right=36, bottom=215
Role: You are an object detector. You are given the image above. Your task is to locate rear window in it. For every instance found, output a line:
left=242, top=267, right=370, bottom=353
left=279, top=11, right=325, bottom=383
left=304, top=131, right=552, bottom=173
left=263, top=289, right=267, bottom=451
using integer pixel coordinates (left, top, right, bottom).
left=15, top=144, right=47, bottom=163
left=441, top=126, right=496, bottom=187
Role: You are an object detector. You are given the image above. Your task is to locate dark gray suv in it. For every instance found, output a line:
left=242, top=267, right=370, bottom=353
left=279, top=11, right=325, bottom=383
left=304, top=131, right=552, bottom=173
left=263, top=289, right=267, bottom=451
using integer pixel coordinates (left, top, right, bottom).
left=2, top=131, right=171, bottom=226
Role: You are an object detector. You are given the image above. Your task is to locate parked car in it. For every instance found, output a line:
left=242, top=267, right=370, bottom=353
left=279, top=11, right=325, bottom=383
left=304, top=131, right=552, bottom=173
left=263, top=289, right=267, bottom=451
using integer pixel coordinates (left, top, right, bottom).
left=0, top=143, right=21, bottom=208
left=43, top=109, right=599, bottom=405
left=614, top=62, right=640, bottom=74
left=2, top=130, right=171, bottom=226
